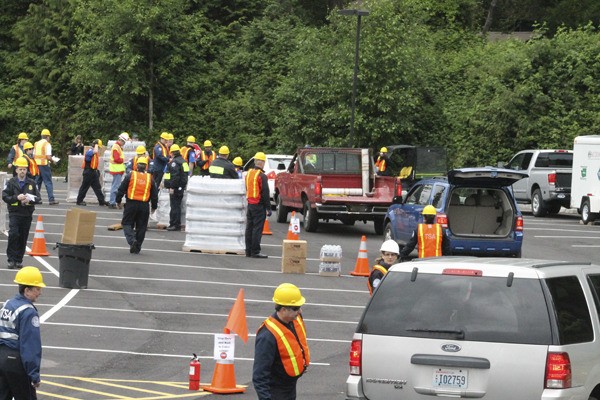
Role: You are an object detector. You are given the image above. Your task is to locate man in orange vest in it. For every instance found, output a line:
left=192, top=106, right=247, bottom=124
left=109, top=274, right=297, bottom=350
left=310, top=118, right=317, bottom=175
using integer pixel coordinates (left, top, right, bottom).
left=108, top=132, right=129, bottom=208
left=116, top=157, right=158, bottom=254
left=7, top=132, right=28, bottom=176
left=245, top=152, right=271, bottom=258
left=253, top=283, right=310, bottom=400
left=151, top=132, right=170, bottom=186
left=76, top=139, right=107, bottom=206
left=197, top=139, right=216, bottom=176
left=375, top=146, right=391, bottom=176
left=21, top=142, right=39, bottom=180
left=33, top=128, right=58, bottom=205
left=399, top=205, right=451, bottom=260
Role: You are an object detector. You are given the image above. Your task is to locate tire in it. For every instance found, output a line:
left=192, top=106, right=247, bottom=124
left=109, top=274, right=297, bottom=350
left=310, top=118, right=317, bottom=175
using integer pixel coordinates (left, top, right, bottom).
left=383, top=222, right=394, bottom=241
left=303, top=200, right=319, bottom=232
left=276, top=195, right=288, bottom=223
left=547, top=203, right=562, bottom=214
left=581, top=199, right=596, bottom=225
left=374, top=217, right=385, bottom=235
left=531, top=189, right=547, bottom=217
left=513, top=249, right=522, bottom=258
left=588, top=396, right=598, bottom=400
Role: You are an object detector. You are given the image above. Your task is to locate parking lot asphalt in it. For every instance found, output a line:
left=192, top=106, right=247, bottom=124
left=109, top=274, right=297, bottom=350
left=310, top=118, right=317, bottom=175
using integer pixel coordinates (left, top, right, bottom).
left=2, top=181, right=600, bottom=399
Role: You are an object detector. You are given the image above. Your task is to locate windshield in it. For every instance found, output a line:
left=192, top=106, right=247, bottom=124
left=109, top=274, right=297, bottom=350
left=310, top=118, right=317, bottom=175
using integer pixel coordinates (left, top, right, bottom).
left=358, top=271, right=552, bottom=344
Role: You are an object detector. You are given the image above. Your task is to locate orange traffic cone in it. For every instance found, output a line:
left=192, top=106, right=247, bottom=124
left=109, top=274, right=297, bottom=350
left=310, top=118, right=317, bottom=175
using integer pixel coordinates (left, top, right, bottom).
left=201, top=289, right=247, bottom=394
left=350, top=235, right=370, bottom=276
left=286, top=211, right=300, bottom=240
left=262, top=218, right=273, bottom=235
left=28, top=215, right=50, bottom=256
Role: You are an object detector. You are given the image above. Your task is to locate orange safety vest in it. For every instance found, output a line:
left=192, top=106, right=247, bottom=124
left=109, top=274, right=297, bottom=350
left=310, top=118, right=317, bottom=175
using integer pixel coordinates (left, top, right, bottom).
left=200, top=150, right=216, bottom=170
left=375, top=156, right=386, bottom=172
left=153, top=141, right=167, bottom=160
left=180, top=147, right=191, bottom=162
left=127, top=171, right=152, bottom=202
left=23, top=154, right=39, bottom=176
left=11, top=144, right=23, bottom=162
left=417, top=223, right=443, bottom=258
left=33, top=140, right=49, bottom=166
left=368, top=264, right=388, bottom=295
left=81, top=153, right=99, bottom=170
left=260, top=315, right=310, bottom=377
left=245, top=169, right=263, bottom=203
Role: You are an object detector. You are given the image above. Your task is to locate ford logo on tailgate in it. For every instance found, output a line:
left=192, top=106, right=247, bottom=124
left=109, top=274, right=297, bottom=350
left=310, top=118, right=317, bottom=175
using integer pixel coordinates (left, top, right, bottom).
left=441, top=343, right=461, bottom=352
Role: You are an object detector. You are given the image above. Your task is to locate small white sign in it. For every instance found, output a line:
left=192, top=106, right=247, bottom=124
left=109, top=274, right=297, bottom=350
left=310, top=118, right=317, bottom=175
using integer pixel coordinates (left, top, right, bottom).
left=291, top=216, right=300, bottom=234
left=213, top=333, right=235, bottom=361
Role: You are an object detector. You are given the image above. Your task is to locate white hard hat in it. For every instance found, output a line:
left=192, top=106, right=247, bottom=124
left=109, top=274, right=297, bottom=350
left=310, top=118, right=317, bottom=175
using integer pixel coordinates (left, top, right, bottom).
left=380, top=240, right=399, bottom=254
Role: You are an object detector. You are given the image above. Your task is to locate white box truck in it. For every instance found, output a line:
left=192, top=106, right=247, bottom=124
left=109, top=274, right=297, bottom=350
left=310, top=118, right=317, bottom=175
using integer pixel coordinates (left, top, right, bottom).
left=571, top=135, right=600, bottom=224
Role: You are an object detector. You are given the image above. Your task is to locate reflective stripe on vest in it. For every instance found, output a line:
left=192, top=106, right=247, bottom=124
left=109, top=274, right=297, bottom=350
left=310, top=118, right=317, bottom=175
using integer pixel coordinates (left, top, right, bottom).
left=245, top=169, right=262, bottom=201
left=209, top=165, right=224, bottom=175
left=418, top=223, right=442, bottom=258
left=262, top=316, right=310, bottom=377
left=12, top=145, right=23, bottom=162
left=368, top=264, right=388, bottom=295
left=153, top=142, right=167, bottom=160
left=200, top=151, right=215, bottom=170
left=127, top=171, right=152, bottom=201
left=0, top=303, right=34, bottom=341
left=24, top=155, right=39, bottom=176
left=376, top=157, right=386, bottom=172
left=181, top=147, right=193, bottom=162
left=33, top=140, right=48, bottom=166
left=81, top=153, right=99, bottom=170
left=109, top=144, right=125, bottom=173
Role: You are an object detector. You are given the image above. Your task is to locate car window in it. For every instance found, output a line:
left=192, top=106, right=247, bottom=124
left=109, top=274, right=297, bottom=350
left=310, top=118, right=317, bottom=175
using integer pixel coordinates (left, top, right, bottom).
left=431, top=185, right=446, bottom=208
left=359, top=272, right=552, bottom=345
left=405, top=185, right=424, bottom=205
left=534, top=152, right=573, bottom=168
left=506, top=153, right=532, bottom=170
left=545, top=276, right=593, bottom=344
left=587, top=274, right=600, bottom=320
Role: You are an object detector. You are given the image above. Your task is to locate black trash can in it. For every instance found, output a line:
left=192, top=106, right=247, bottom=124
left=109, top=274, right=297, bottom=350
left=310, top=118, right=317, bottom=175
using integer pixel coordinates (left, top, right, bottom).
left=55, top=243, right=95, bottom=289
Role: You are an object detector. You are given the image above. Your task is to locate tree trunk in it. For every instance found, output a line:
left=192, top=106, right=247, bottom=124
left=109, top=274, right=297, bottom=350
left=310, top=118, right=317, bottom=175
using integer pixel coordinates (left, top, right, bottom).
left=482, top=0, right=499, bottom=34
left=148, top=61, right=154, bottom=132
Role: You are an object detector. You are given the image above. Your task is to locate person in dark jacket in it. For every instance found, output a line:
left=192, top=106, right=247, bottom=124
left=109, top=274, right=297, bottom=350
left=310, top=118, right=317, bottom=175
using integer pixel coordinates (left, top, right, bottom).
left=209, top=145, right=239, bottom=179
left=65, top=135, right=84, bottom=182
left=2, top=157, right=42, bottom=269
left=76, top=139, right=107, bottom=206
left=245, top=152, right=271, bottom=258
left=0, top=266, right=45, bottom=400
left=7, top=132, right=29, bottom=176
left=399, top=205, right=451, bottom=260
left=163, top=144, right=189, bottom=231
left=253, top=283, right=310, bottom=400
left=151, top=132, right=170, bottom=187
left=116, top=157, right=158, bottom=253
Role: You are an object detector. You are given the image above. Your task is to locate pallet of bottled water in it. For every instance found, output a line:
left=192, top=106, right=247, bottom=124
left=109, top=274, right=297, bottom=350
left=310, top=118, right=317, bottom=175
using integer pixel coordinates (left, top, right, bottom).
left=319, top=244, right=342, bottom=276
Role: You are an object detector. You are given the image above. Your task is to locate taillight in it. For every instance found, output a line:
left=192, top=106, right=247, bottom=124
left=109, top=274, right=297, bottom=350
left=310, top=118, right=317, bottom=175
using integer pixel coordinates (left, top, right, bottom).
left=545, top=352, right=571, bottom=389
left=547, top=173, right=556, bottom=185
left=515, top=215, right=523, bottom=231
left=436, top=213, right=448, bottom=228
left=349, top=339, right=362, bottom=375
left=267, top=171, right=277, bottom=180
left=315, top=180, right=322, bottom=196
left=395, top=177, right=403, bottom=197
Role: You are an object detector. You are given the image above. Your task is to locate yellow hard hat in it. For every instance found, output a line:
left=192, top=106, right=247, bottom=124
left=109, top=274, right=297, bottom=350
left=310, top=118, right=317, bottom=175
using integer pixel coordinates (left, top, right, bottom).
left=160, top=132, right=170, bottom=140
left=41, top=128, right=51, bottom=136
left=166, top=133, right=174, bottom=140
left=18, top=132, right=29, bottom=140
left=422, top=205, right=437, bottom=215
left=136, top=145, right=146, bottom=155
left=137, top=157, right=148, bottom=165
left=232, top=157, right=243, bottom=167
left=204, top=140, right=212, bottom=147
left=23, top=142, right=34, bottom=151
left=273, top=283, right=305, bottom=307
left=380, top=147, right=388, bottom=153
left=187, top=136, right=196, bottom=143
left=118, top=132, right=130, bottom=141
left=96, top=139, right=103, bottom=147
left=170, top=144, right=181, bottom=152
left=254, top=152, right=266, bottom=162
left=14, top=157, right=29, bottom=168
left=219, top=145, right=230, bottom=155
left=14, top=266, right=46, bottom=287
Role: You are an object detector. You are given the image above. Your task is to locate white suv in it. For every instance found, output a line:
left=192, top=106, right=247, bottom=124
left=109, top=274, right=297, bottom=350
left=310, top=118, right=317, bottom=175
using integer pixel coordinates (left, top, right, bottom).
left=346, top=257, right=600, bottom=399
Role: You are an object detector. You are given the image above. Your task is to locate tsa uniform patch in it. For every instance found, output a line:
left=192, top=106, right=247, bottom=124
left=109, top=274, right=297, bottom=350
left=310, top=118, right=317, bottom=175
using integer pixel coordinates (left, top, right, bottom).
left=31, top=316, right=40, bottom=328
left=28, top=185, right=33, bottom=190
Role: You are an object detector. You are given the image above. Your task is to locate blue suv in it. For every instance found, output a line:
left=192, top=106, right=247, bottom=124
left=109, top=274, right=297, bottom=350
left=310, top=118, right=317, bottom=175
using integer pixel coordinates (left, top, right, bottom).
left=383, top=167, right=527, bottom=257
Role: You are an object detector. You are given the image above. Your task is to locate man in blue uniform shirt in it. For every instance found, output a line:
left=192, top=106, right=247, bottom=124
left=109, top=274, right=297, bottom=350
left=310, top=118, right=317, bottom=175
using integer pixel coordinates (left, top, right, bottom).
left=0, top=266, right=45, bottom=399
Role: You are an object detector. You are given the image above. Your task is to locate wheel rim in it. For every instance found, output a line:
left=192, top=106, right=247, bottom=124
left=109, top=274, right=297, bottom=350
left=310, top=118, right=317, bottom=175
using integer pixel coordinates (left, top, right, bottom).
left=583, top=204, right=589, bottom=221
left=532, top=194, right=540, bottom=213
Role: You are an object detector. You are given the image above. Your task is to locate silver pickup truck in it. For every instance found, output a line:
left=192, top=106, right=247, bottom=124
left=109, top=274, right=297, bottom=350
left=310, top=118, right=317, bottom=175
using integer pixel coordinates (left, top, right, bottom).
left=503, top=149, right=573, bottom=217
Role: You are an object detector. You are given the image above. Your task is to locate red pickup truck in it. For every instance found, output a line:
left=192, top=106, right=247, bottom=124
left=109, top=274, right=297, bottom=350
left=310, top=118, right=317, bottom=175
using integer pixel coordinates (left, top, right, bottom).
left=274, top=147, right=402, bottom=234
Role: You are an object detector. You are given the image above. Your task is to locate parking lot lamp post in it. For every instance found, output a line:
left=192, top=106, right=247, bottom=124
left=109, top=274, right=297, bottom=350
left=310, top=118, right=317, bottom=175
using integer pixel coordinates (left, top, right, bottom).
left=338, top=8, right=369, bottom=148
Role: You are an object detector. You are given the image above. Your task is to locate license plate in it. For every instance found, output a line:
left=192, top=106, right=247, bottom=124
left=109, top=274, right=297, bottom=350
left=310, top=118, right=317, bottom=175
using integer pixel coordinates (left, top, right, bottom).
left=433, top=368, right=468, bottom=389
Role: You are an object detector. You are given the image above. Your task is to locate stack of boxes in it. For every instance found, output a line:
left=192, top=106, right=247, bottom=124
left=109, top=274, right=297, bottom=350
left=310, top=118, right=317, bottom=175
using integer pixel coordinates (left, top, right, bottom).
left=281, top=240, right=307, bottom=274
left=319, top=245, right=342, bottom=276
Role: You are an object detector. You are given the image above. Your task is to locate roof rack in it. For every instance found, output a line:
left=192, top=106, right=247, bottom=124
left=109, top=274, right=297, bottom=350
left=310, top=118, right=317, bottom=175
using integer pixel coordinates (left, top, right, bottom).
left=530, top=261, right=592, bottom=269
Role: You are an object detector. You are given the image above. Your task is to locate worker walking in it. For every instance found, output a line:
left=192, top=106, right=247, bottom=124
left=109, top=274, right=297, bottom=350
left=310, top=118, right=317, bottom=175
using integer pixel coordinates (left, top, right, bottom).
left=108, top=132, right=129, bottom=209
left=209, top=146, right=238, bottom=179
left=116, top=157, right=158, bottom=254
left=22, top=142, right=39, bottom=180
left=33, top=128, right=59, bottom=205
left=368, top=240, right=400, bottom=295
left=399, top=205, right=451, bottom=260
left=7, top=132, right=29, bottom=176
left=375, top=147, right=390, bottom=176
left=2, top=157, right=42, bottom=269
left=164, top=144, right=189, bottom=231
left=76, top=139, right=107, bottom=206
left=245, top=152, right=271, bottom=258
left=0, top=266, right=45, bottom=399
left=197, top=140, right=216, bottom=176
left=151, top=132, right=170, bottom=187
left=253, top=283, right=310, bottom=400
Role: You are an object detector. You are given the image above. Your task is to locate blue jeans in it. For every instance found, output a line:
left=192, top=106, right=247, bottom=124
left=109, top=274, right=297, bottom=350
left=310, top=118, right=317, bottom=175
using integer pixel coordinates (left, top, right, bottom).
left=109, top=173, right=123, bottom=205
left=36, top=165, right=54, bottom=202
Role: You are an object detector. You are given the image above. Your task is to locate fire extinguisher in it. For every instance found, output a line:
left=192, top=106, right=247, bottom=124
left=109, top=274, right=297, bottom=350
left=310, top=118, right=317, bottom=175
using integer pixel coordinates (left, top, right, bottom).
left=189, top=353, right=201, bottom=390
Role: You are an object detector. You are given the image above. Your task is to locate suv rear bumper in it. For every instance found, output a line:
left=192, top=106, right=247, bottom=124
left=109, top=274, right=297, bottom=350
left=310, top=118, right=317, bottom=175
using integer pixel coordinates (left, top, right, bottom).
left=449, top=234, right=523, bottom=257
left=346, top=375, right=366, bottom=400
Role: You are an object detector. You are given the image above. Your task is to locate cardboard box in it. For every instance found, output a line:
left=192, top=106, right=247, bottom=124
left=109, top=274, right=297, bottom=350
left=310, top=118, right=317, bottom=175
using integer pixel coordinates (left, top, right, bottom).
left=282, top=240, right=307, bottom=259
left=282, top=257, right=306, bottom=274
left=62, top=208, right=97, bottom=244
